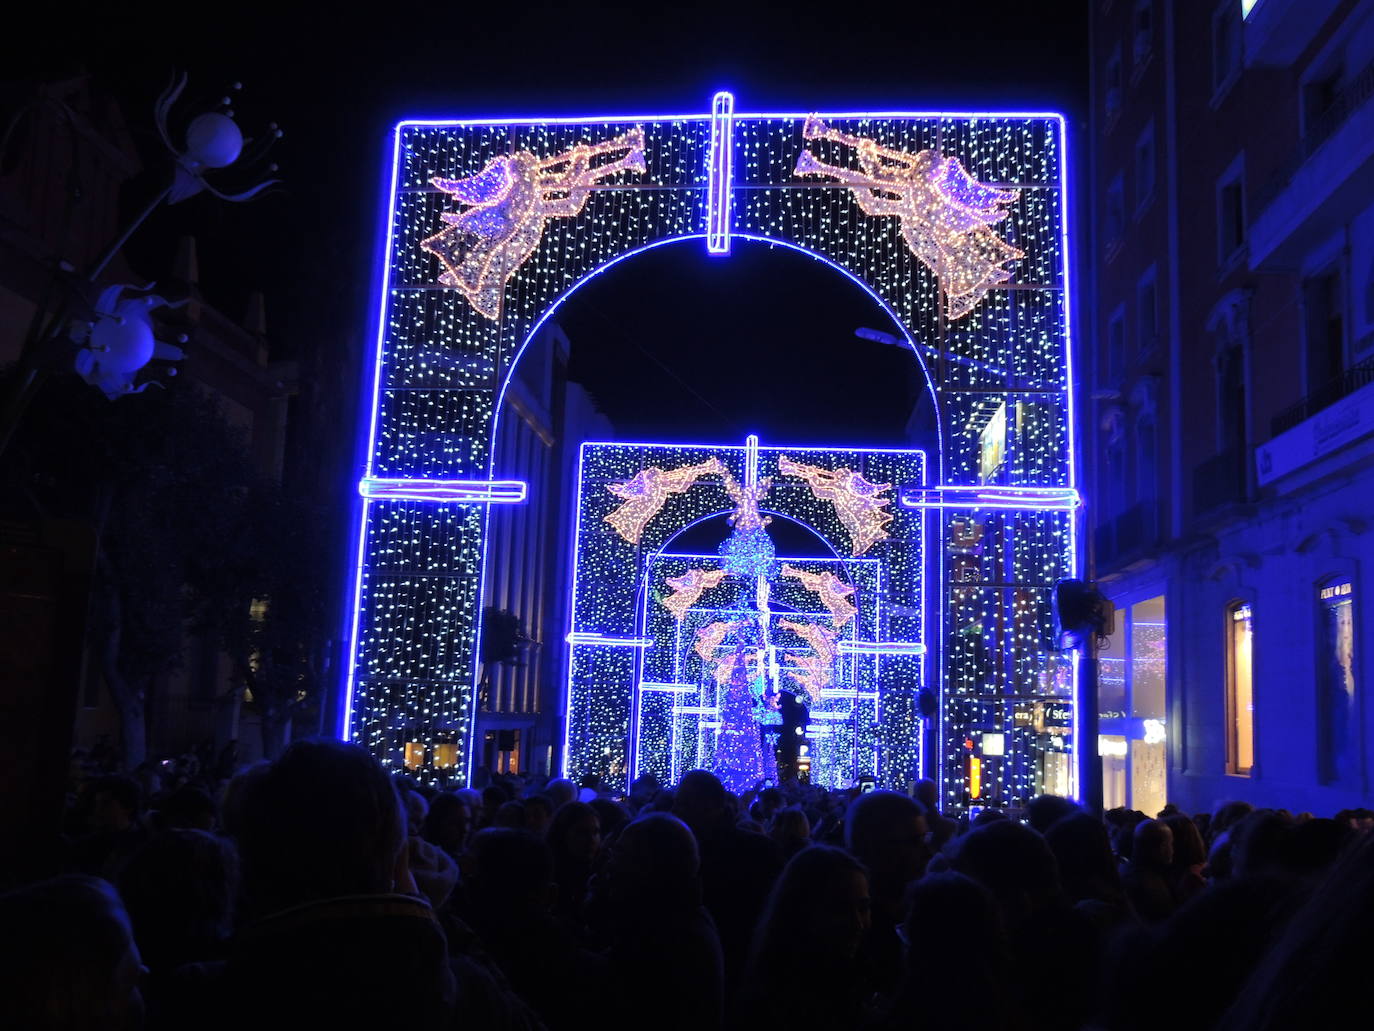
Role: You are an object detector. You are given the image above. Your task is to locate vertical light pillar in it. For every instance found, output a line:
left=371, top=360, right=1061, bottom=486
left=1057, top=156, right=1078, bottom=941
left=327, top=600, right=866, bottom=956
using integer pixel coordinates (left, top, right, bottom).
left=706, top=91, right=735, bottom=255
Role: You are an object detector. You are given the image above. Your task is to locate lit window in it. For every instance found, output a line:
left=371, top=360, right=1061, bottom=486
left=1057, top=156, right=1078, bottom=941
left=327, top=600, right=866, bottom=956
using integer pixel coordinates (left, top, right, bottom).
left=1129, top=596, right=1167, bottom=818
left=1226, top=602, right=1254, bottom=775
left=1318, top=579, right=1356, bottom=783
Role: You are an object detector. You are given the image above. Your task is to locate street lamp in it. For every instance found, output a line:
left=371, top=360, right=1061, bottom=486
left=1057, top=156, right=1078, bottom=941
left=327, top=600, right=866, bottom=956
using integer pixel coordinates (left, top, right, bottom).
left=0, top=72, right=283, bottom=452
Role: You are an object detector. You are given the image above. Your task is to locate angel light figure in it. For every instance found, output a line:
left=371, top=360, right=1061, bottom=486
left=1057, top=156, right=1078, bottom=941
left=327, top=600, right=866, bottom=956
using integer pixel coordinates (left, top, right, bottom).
left=604, top=456, right=723, bottom=545
left=662, top=568, right=729, bottom=622
left=778, top=455, right=894, bottom=556
left=781, top=564, right=856, bottom=630
left=423, top=126, right=648, bottom=320
left=780, top=619, right=838, bottom=703
left=794, top=116, right=1023, bottom=321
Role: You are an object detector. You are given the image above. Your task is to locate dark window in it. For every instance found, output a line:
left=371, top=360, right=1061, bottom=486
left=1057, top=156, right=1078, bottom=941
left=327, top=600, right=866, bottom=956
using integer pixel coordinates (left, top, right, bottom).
left=1137, top=271, right=1158, bottom=353
left=1217, top=343, right=1247, bottom=453
left=1135, top=125, right=1156, bottom=209
left=1136, top=416, right=1157, bottom=502
left=1107, top=439, right=1128, bottom=517
left=1107, top=308, right=1126, bottom=384
left=1133, top=0, right=1154, bottom=65
left=1218, top=175, right=1245, bottom=262
left=1107, top=174, right=1125, bottom=245
left=1106, top=50, right=1123, bottom=121
left=1212, top=2, right=1242, bottom=93
left=1303, top=271, right=1345, bottom=390
left=1303, top=68, right=1343, bottom=137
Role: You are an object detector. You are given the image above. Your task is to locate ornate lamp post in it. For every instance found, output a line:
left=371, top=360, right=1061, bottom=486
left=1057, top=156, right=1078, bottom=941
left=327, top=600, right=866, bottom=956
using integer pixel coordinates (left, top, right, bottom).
left=0, top=72, right=282, bottom=449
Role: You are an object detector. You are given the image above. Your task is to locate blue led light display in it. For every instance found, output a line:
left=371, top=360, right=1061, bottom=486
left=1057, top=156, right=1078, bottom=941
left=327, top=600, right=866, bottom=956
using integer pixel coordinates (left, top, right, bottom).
left=344, top=96, right=1079, bottom=810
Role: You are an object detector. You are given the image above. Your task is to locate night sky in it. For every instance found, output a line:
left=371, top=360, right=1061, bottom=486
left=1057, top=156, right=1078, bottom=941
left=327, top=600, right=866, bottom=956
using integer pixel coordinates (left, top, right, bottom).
left=17, top=3, right=1086, bottom=441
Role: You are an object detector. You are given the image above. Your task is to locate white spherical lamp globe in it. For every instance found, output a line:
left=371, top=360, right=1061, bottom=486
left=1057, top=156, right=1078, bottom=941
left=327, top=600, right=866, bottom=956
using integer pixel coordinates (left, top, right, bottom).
left=91, top=316, right=155, bottom=375
left=184, top=112, right=243, bottom=169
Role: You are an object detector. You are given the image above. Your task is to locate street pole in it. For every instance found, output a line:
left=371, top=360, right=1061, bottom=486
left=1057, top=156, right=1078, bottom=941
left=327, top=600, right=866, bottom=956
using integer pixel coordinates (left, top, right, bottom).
left=1080, top=631, right=1103, bottom=814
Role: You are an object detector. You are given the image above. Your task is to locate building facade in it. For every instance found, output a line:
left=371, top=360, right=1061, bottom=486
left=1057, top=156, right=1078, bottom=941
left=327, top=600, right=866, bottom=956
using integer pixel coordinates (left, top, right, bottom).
left=1086, top=0, right=1374, bottom=814
left=0, top=75, right=323, bottom=770
left=466, top=322, right=610, bottom=779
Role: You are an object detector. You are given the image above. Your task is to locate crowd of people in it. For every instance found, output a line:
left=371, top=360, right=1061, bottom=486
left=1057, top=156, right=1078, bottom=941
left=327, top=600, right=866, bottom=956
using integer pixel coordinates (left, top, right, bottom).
left=5, top=738, right=1374, bottom=1030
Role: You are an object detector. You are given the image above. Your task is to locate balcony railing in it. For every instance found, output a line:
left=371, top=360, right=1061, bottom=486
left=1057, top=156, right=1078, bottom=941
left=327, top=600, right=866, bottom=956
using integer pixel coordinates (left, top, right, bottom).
left=1193, top=448, right=1248, bottom=516
left=1272, top=356, right=1374, bottom=436
left=1251, top=60, right=1374, bottom=218
left=1095, top=500, right=1161, bottom=569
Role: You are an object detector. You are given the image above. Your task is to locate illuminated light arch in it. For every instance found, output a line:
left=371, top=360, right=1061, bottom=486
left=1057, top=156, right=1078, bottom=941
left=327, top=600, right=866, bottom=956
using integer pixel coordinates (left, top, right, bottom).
left=343, top=94, right=1081, bottom=812
left=621, top=497, right=905, bottom=789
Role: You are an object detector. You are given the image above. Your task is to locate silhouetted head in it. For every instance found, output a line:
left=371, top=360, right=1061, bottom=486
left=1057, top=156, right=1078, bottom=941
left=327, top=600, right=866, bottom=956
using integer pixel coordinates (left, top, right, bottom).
left=770, top=806, right=811, bottom=855
left=628, top=773, right=659, bottom=809
left=492, top=799, right=526, bottom=828
left=0, top=876, right=145, bottom=1029
left=901, top=870, right=1005, bottom=973
left=674, top=770, right=729, bottom=838
left=422, top=793, right=472, bottom=857
left=545, top=778, right=578, bottom=809
left=949, top=819, right=1062, bottom=930
left=751, top=845, right=870, bottom=969
left=1211, top=800, right=1255, bottom=841
left=589, top=798, right=631, bottom=841
left=119, top=829, right=236, bottom=970
left=1044, top=812, right=1123, bottom=905
left=1105, top=806, right=1147, bottom=859
left=1160, top=812, right=1207, bottom=869
left=602, top=813, right=701, bottom=912
left=523, top=795, right=553, bottom=836
left=548, top=801, right=601, bottom=866
left=402, top=790, right=429, bottom=837
left=468, top=828, right=554, bottom=914
left=844, top=790, right=927, bottom=897
left=1284, top=818, right=1350, bottom=876
left=1230, top=810, right=1294, bottom=879
left=1132, top=819, right=1174, bottom=869
left=233, top=738, right=405, bottom=914
left=913, top=778, right=940, bottom=812
left=159, top=785, right=216, bottom=831
left=89, top=775, right=141, bottom=833
left=1027, top=794, right=1080, bottom=835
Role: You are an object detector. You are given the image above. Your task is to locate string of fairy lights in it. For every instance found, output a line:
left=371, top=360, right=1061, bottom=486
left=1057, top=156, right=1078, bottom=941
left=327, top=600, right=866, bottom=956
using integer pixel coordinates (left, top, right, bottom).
left=349, top=109, right=1075, bottom=810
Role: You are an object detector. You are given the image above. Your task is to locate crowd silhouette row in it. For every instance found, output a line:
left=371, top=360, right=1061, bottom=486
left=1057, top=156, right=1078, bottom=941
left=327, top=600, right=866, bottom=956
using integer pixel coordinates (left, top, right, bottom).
left=4, top=738, right=1374, bottom=1029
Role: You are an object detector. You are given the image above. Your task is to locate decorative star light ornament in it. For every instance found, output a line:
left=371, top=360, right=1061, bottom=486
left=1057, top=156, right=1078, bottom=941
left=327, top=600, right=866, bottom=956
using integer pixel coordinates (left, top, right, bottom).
left=782, top=564, right=857, bottom=629
left=662, top=568, right=728, bottom=621
left=604, top=457, right=724, bottom=545
left=778, top=455, right=894, bottom=556
left=423, top=126, right=648, bottom=319
left=794, top=116, right=1023, bottom=320
left=718, top=469, right=776, bottom=579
